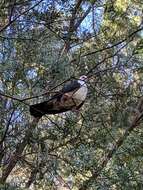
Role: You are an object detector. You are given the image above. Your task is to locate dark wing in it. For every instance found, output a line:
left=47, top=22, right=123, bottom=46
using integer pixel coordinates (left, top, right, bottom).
left=30, top=80, right=81, bottom=118
left=61, top=80, right=80, bottom=93
left=49, top=80, right=81, bottom=101
left=30, top=99, right=75, bottom=118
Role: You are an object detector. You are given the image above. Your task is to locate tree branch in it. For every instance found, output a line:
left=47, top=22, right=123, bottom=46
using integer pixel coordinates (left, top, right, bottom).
left=0, top=117, right=40, bottom=183
left=0, top=0, right=44, bottom=33
left=79, top=99, right=143, bottom=190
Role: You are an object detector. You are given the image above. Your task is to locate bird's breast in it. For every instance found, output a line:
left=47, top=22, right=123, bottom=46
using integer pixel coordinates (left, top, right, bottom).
left=73, top=85, right=88, bottom=101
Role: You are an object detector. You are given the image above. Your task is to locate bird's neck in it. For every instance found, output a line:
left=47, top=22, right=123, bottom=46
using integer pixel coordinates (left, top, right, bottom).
left=78, top=80, right=86, bottom=86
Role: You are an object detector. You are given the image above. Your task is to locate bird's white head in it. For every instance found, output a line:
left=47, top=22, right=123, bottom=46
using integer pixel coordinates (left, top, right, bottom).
left=78, top=75, right=87, bottom=85
left=79, top=75, right=87, bottom=81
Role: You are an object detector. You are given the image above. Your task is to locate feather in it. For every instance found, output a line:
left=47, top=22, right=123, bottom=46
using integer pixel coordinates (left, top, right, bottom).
left=30, top=76, right=87, bottom=118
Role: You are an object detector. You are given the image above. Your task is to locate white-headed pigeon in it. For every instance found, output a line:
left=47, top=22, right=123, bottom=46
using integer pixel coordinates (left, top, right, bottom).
left=30, top=75, right=88, bottom=118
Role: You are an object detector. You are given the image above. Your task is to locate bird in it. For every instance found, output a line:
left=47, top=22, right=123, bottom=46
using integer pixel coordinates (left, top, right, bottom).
left=30, top=75, right=88, bottom=118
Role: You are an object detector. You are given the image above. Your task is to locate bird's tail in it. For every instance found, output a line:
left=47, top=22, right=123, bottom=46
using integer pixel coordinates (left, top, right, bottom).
left=29, top=101, right=54, bottom=118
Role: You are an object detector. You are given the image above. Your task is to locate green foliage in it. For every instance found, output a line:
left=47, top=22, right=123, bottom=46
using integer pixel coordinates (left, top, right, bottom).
left=0, top=183, right=23, bottom=190
left=0, top=0, right=143, bottom=189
